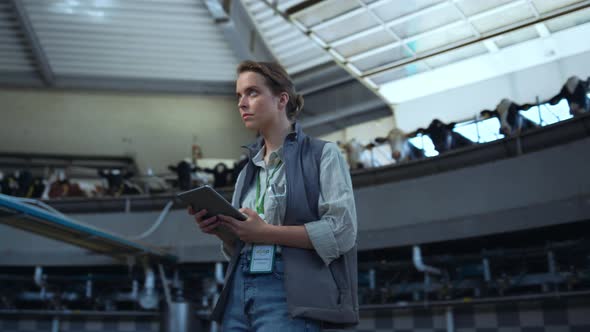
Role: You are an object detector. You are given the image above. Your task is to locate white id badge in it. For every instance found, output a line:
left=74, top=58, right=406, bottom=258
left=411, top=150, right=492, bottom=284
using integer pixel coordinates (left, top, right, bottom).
left=249, top=244, right=275, bottom=274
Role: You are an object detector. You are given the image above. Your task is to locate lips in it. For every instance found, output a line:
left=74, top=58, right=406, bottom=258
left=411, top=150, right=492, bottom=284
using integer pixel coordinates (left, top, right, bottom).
left=242, top=114, right=253, bottom=120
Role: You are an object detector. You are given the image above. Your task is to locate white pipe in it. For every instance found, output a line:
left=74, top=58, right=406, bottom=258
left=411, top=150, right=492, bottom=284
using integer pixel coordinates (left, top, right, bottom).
left=51, top=316, right=60, bottom=332
left=34, top=266, right=43, bottom=288
left=413, top=246, right=441, bottom=275
left=129, top=200, right=174, bottom=240
left=446, top=306, right=454, bottom=332
left=158, top=264, right=172, bottom=307
left=215, top=262, right=225, bottom=285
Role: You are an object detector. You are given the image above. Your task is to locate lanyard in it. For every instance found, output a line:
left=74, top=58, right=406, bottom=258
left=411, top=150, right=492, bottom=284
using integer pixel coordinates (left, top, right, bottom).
left=255, top=160, right=283, bottom=215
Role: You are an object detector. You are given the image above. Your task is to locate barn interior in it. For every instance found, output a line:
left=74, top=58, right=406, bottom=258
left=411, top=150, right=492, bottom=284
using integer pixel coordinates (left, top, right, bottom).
left=1, top=0, right=590, bottom=331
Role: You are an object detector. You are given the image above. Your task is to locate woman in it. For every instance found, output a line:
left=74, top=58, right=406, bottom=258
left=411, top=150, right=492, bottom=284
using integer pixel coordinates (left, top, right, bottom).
left=189, top=61, right=358, bottom=331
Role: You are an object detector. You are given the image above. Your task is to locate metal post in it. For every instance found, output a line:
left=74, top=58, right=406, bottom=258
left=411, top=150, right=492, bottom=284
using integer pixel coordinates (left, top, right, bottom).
left=483, top=258, right=491, bottom=283
left=51, top=316, right=60, bottom=332
left=536, top=96, right=544, bottom=126
left=446, top=306, right=454, bottom=332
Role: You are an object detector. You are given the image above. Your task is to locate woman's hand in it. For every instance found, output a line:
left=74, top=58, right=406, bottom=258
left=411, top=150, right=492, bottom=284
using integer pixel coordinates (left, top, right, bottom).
left=188, top=207, right=221, bottom=234
left=218, top=208, right=272, bottom=244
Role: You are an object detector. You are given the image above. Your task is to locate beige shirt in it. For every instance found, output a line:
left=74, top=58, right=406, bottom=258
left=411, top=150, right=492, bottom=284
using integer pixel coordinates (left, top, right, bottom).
left=222, top=142, right=357, bottom=266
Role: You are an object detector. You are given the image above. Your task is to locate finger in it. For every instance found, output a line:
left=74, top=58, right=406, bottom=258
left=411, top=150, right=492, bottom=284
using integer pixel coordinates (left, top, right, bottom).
left=187, top=206, right=195, bottom=215
left=219, top=215, right=240, bottom=229
left=202, top=220, right=221, bottom=233
left=193, top=209, right=208, bottom=221
left=199, top=216, right=218, bottom=228
left=240, top=208, right=256, bottom=217
left=221, top=219, right=238, bottom=234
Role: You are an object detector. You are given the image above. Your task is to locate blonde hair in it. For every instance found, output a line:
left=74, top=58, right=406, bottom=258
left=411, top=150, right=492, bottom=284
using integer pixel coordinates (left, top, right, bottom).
left=237, top=60, right=304, bottom=121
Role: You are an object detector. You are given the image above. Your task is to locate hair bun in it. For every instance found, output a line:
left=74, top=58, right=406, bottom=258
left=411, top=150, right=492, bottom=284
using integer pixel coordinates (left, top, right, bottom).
left=295, top=94, right=304, bottom=114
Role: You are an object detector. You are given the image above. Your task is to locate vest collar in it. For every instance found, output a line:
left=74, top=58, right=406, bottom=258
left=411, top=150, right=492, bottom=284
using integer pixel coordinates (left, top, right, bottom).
left=242, top=122, right=304, bottom=158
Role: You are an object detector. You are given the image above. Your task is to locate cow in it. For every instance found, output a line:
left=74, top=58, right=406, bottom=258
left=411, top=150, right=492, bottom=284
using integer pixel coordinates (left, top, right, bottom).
left=547, top=76, right=590, bottom=116
left=480, top=99, right=538, bottom=137
left=417, top=119, right=474, bottom=154
left=338, top=138, right=375, bottom=170
left=44, top=170, right=87, bottom=199
left=0, top=171, right=18, bottom=196
left=97, top=169, right=142, bottom=197
left=375, top=128, right=425, bottom=163
left=169, top=160, right=198, bottom=191
left=204, top=162, right=233, bottom=188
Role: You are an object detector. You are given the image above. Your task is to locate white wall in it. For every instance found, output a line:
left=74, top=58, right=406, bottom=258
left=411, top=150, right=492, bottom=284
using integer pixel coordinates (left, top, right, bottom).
left=0, top=89, right=254, bottom=174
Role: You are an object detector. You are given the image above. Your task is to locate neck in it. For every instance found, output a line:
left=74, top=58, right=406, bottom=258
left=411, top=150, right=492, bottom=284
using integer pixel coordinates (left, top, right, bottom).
left=260, top=118, right=292, bottom=155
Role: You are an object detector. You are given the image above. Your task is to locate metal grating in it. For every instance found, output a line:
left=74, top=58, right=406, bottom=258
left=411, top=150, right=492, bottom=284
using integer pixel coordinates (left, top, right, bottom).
left=21, top=0, right=240, bottom=81
left=0, top=1, right=36, bottom=73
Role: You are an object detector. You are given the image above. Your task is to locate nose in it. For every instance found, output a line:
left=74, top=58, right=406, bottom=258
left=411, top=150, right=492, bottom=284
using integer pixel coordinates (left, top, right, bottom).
left=238, top=96, right=247, bottom=109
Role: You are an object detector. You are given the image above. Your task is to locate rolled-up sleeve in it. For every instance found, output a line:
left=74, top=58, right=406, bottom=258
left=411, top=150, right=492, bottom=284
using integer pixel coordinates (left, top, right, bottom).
left=304, top=142, right=358, bottom=266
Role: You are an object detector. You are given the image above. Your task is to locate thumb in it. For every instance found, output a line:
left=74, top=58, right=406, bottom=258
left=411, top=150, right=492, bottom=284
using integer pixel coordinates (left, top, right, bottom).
left=239, top=208, right=257, bottom=217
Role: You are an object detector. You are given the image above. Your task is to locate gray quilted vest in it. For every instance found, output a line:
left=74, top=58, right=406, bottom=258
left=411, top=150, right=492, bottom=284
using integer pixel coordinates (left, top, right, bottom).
left=210, top=123, right=359, bottom=328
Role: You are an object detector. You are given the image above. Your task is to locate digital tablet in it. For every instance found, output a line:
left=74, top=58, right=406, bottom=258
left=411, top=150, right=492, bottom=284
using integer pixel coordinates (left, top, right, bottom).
left=176, top=185, right=247, bottom=221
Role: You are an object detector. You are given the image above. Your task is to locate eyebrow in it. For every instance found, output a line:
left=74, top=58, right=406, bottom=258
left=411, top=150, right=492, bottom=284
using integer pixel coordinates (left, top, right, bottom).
left=236, top=85, right=259, bottom=96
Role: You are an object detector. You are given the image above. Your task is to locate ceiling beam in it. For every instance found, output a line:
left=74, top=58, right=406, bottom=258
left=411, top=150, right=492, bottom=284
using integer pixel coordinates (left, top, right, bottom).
left=9, top=0, right=54, bottom=86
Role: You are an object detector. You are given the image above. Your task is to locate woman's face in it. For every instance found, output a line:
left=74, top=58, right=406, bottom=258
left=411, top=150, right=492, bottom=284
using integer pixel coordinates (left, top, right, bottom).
left=236, top=71, right=286, bottom=131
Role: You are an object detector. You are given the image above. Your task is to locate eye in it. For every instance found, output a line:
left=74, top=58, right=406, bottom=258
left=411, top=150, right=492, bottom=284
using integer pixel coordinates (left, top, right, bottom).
left=248, top=90, right=258, bottom=97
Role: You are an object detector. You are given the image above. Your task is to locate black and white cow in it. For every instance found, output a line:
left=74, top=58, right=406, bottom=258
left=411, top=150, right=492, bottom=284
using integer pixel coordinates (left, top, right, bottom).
left=480, top=99, right=538, bottom=137
left=168, top=160, right=198, bottom=191
left=15, top=170, right=45, bottom=198
left=547, top=76, right=590, bottom=116
left=98, top=169, right=142, bottom=197
left=338, top=139, right=371, bottom=170
left=205, top=163, right=233, bottom=188
left=0, top=171, right=18, bottom=196
left=417, top=119, right=474, bottom=154
left=375, top=128, right=425, bottom=163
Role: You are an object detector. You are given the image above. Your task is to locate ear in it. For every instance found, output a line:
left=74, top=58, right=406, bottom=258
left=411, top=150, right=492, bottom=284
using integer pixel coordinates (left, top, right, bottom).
left=278, top=92, right=289, bottom=110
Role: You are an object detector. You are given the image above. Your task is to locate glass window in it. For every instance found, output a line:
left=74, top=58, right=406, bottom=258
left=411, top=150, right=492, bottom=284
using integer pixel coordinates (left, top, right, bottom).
left=520, top=99, right=574, bottom=126
left=453, top=118, right=505, bottom=143
left=408, top=135, right=439, bottom=157
left=360, top=144, right=395, bottom=167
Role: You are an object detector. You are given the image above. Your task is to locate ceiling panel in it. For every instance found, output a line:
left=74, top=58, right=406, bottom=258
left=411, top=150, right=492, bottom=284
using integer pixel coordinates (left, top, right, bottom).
left=408, top=22, right=475, bottom=54
left=351, top=45, right=412, bottom=72
left=494, top=26, right=539, bottom=48
left=470, top=2, right=535, bottom=33
left=532, top=0, right=585, bottom=14
left=0, top=1, right=36, bottom=74
left=372, top=0, right=444, bottom=22
left=390, top=3, right=462, bottom=38
left=333, top=29, right=396, bottom=58
left=22, top=0, right=240, bottom=81
left=424, top=42, right=489, bottom=68
left=295, top=0, right=359, bottom=27
left=314, top=11, right=379, bottom=43
left=455, top=0, right=515, bottom=16
left=544, top=6, right=590, bottom=32
left=242, top=0, right=332, bottom=74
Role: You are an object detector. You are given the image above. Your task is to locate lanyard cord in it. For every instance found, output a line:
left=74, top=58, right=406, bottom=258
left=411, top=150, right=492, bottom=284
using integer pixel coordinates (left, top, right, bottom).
left=255, top=160, right=283, bottom=214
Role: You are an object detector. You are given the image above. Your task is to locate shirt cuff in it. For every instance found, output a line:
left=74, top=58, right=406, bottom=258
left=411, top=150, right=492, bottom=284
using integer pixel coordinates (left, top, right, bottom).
left=304, top=220, right=339, bottom=266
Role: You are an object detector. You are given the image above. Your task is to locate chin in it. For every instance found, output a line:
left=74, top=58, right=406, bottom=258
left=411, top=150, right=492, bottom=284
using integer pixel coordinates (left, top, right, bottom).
left=243, top=121, right=259, bottom=131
